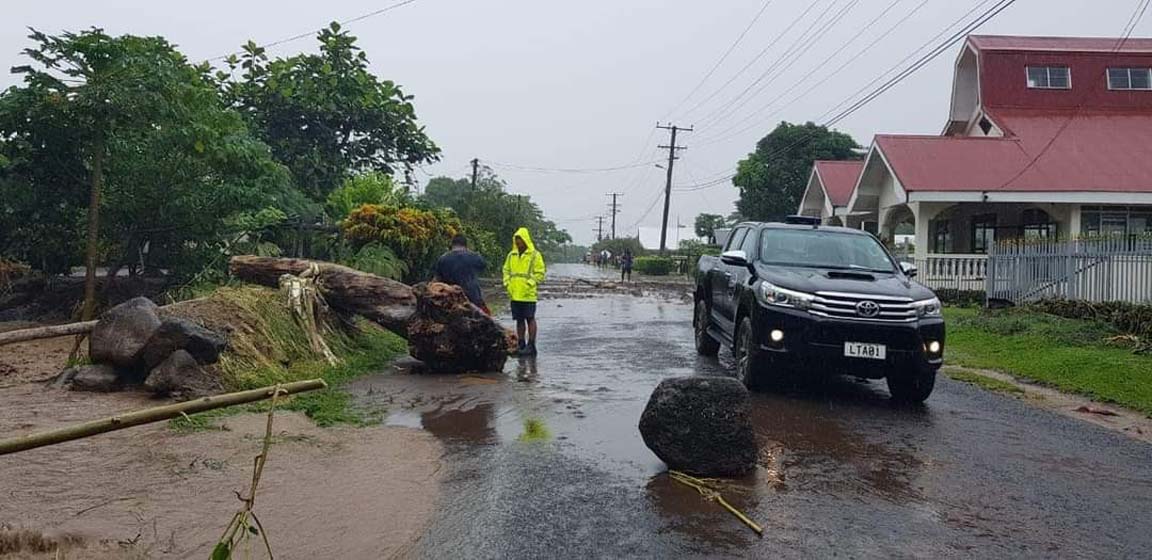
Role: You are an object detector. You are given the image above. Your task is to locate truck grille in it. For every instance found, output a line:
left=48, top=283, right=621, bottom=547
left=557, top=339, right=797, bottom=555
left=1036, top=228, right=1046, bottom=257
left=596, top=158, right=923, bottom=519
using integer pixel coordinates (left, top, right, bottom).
left=810, top=291, right=917, bottom=322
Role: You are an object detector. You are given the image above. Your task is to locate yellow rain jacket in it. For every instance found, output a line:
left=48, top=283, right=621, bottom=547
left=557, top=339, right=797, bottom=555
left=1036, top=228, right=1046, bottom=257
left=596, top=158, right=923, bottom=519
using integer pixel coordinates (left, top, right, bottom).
left=502, top=227, right=546, bottom=302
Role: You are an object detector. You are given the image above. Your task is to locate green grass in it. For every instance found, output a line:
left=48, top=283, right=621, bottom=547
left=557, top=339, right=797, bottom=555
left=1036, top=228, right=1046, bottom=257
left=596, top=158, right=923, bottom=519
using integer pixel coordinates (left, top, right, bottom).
left=942, top=367, right=1024, bottom=395
left=167, top=286, right=407, bottom=432
left=944, top=307, right=1152, bottom=415
left=518, top=417, right=552, bottom=442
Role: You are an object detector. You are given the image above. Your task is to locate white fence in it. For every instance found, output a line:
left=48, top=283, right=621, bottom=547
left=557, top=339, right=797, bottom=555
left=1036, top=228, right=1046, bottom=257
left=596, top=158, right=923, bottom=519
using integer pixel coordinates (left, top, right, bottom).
left=986, top=237, right=1152, bottom=304
left=893, top=254, right=988, bottom=293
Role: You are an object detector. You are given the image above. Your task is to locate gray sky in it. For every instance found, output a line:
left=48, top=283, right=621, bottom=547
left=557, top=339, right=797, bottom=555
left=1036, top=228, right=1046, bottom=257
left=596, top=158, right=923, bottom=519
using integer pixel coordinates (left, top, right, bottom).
left=2, top=1, right=1144, bottom=245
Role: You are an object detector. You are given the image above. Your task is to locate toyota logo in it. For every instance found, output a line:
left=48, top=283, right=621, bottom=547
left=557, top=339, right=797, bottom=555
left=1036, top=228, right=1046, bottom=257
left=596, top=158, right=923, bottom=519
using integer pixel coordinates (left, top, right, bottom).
left=855, top=300, right=881, bottom=318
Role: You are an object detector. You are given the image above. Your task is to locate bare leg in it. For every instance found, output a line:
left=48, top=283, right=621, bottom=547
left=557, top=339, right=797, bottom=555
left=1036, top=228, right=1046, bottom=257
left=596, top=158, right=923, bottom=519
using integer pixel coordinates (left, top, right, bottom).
left=527, top=318, right=538, bottom=345
left=516, top=319, right=526, bottom=346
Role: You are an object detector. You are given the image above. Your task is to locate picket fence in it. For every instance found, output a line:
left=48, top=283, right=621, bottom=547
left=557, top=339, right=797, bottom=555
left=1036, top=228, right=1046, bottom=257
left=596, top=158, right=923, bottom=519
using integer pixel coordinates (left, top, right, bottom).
left=985, top=236, right=1152, bottom=304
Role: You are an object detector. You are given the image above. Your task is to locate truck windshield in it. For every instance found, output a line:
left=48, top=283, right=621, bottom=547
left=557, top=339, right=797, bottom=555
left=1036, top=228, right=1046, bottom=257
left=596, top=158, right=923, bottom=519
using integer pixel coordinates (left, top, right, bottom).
left=759, top=229, right=896, bottom=272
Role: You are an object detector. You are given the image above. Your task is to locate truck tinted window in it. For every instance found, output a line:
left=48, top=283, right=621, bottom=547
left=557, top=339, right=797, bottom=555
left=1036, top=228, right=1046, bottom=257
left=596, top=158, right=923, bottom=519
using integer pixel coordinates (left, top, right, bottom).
left=759, top=229, right=895, bottom=272
left=725, top=228, right=747, bottom=251
left=740, top=227, right=759, bottom=260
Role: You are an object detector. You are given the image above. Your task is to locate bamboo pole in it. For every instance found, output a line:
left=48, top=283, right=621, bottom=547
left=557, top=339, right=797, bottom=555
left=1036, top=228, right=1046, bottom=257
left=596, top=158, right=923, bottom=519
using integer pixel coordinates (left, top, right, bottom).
left=0, top=379, right=327, bottom=456
left=0, top=321, right=98, bottom=346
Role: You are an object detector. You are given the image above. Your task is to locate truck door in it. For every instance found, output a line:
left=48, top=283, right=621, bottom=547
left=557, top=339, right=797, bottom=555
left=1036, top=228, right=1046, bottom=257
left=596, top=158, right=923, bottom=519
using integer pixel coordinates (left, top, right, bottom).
left=713, top=226, right=748, bottom=325
left=730, top=226, right=760, bottom=312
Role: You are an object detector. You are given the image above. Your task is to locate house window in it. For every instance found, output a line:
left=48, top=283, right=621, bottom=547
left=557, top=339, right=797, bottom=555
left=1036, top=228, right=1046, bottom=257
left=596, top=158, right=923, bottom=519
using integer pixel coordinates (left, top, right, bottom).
left=1021, top=208, right=1057, bottom=239
left=931, top=219, right=952, bottom=253
left=1026, top=66, right=1070, bottom=89
left=1107, top=67, right=1152, bottom=90
left=972, top=214, right=997, bottom=253
left=1080, top=206, right=1152, bottom=237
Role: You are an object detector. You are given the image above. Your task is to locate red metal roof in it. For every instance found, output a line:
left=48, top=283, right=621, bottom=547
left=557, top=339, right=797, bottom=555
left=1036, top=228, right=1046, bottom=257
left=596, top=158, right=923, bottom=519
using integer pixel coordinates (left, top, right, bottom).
left=969, top=35, right=1152, bottom=53
left=875, top=109, right=1152, bottom=193
left=814, top=160, right=864, bottom=206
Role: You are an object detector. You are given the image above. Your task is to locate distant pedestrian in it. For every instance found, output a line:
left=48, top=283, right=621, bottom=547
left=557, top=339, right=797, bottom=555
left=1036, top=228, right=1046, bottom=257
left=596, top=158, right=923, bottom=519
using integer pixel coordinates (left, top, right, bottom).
left=620, top=249, right=634, bottom=282
left=503, top=227, right=546, bottom=356
left=433, top=234, right=489, bottom=314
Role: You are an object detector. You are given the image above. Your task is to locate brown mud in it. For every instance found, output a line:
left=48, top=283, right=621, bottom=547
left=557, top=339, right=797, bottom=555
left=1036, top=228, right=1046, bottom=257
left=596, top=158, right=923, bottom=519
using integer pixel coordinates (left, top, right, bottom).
left=0, top=384, right=443, bottom=559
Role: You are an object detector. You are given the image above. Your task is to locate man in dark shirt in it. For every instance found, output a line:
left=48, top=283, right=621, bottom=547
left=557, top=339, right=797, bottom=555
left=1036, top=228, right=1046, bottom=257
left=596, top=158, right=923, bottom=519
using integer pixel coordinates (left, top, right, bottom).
left=434, top=234, right=489, bottom=314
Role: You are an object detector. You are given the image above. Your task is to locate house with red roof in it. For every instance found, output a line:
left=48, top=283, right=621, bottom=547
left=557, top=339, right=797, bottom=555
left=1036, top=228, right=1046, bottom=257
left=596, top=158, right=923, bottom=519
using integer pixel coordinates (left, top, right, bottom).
left=800, top=34, right=1152, bottom=279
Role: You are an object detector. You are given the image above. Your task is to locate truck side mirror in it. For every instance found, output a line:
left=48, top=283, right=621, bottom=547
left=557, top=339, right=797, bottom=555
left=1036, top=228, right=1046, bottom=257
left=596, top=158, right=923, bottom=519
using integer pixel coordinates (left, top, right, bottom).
left=720, top=250, right=749, bottom=267
left=900, top=261, right=918, bottom=278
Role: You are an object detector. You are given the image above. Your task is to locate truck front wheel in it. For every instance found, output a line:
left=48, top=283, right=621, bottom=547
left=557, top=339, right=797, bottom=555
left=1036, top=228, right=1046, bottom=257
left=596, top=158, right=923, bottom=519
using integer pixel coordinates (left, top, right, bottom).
left=735, top=317, right=772, bottom=390
left=694, top=299, right=721, bottom=357
left=887, top=361, right=937, bottom=403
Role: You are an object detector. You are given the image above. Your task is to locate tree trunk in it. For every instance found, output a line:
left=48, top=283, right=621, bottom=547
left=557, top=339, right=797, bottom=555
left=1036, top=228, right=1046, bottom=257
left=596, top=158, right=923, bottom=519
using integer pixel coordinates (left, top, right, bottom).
left=0, top=321, right=98, bottom=347
left=0, top=379, right=326, bottom=456
left=80, top=133, right=106, bottom=322
left=228, top=256, right=417, bottom=334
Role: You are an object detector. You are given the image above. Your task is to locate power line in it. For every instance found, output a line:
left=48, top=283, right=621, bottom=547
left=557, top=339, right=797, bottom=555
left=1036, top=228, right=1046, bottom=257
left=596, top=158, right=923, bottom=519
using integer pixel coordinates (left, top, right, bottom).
left=694, top=0, right=861, bottom=130
left=661, top=0, right=777, bottom=120
left=673, top=0, right=1020, bottom=191
left=484, top=159, right=662, bottom=174
left=678, top=1, right=823, bottom=121
left=205, top=0, right=421, bottom=62
left=698, top=0, right=917, bottom=138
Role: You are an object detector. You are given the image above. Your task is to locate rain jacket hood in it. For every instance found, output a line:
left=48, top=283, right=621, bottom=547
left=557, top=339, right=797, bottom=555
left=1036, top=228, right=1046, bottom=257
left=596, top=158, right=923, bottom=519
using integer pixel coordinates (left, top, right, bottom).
left=503, top=227, right=546, bottom=302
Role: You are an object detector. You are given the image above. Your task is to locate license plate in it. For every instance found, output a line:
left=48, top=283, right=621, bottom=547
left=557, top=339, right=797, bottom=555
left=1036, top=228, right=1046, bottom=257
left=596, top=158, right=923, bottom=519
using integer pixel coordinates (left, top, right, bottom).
left=844, top=342, right=886, bottom=360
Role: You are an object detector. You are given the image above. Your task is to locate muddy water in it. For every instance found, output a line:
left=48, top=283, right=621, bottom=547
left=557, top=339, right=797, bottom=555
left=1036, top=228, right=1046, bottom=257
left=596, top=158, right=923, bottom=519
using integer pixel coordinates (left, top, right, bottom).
left=352, top=263, right=1152, bottom=559
left=0, top=385, right=443, bottom=559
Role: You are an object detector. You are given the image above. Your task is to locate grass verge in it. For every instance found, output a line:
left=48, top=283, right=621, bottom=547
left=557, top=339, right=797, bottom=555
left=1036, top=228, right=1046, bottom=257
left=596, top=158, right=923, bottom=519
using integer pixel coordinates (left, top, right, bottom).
left=941, top=367, right=1024, bottom=395
left=944, top=307, right=1152, bottom=416
left=167, top=286, right=407, bottom=431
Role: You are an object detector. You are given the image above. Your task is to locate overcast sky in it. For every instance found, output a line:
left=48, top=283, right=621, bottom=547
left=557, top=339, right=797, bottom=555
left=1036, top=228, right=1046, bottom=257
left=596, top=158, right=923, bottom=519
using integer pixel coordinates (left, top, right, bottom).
left=2, top=1, right=1145, bottom=245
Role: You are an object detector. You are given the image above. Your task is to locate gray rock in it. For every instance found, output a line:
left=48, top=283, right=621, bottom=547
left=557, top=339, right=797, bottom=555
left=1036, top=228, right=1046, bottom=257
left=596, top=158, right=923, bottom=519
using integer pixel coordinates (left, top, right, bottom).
left=145, top=350, right=221, bottom=398
left=638, top=376, right=758, bottom=477
left=66, top=364, right=123, bottom=392
left=140, top=318, right=227, bottom=369
left=89, top=296, right=161, bottom=369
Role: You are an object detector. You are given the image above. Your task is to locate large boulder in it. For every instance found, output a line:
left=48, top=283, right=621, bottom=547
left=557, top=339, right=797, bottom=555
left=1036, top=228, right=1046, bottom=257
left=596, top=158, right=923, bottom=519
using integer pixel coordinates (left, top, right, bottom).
left=139, top=318, right=227, bottom=369
left=89, top=296, right=161, bottom=369
left=638, top=376, right=758, bottom=477
left=63, top=364, right=123, bottom=392
left=144, top=349, right=222, bottom=398
left=407, top=282, right=516, bottom=373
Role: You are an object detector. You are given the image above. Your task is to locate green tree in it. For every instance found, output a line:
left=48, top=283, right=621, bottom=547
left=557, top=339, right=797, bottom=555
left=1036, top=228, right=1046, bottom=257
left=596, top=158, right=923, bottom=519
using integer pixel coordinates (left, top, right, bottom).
left=733, top=121, right=860, bottom=222
left=326, top=171, right=409, bottom=221
left=693, top=213, right=727, bottom=245
left=0, top=28, right=298, bottom=315
left=591, top=237, right=645, bottom=258
left=221, top=23, right=440, bottom=203
left=422, top=170, right=571, bottom=262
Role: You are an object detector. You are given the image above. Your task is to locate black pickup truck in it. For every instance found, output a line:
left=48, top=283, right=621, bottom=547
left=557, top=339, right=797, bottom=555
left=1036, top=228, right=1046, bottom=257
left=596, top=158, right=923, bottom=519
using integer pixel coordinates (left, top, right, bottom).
left=694, top=216, right=944, bottom=402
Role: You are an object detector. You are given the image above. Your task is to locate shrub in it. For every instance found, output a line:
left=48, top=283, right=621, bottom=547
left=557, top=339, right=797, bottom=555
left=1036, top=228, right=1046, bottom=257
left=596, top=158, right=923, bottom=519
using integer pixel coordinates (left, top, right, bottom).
left=341, top=204, right=461, bottom=283
left=1028, top=299, right=1152, bottom=340
left=934, top=289, right=985, bottom=307
left=634, top=256, right=673, bottom=276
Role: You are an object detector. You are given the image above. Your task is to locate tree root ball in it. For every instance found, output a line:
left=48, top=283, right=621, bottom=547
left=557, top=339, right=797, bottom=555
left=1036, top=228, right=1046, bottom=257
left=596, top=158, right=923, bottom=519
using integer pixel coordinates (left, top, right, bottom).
left=406, top=282, right=516, bottom=373
left=638, top=376, right=758, bottom=477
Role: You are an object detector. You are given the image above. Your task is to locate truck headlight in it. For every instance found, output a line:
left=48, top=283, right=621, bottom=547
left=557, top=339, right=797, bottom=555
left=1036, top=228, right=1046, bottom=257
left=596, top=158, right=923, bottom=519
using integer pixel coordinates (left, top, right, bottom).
left=757, top=282, right=815, bottom=310
left=911, top=297, right=942, bottom=317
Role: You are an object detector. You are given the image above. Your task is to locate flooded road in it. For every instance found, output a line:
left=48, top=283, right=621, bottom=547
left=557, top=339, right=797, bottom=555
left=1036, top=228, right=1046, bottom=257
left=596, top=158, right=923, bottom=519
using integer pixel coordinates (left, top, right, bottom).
left=352, top=264, right=1152, bottom=559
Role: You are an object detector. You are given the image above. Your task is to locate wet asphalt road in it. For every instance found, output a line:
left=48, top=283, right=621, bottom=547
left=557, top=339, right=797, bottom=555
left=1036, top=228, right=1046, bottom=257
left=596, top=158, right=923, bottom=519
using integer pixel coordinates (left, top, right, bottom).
left=350, top=264, right=1152, bottom=559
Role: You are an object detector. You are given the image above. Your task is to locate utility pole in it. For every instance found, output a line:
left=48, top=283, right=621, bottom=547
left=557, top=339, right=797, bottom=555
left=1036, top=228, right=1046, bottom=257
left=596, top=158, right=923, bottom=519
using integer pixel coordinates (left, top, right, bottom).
left=607, top=193, right=622, bottom=239
left=595, top=216, right=606, bottom=242
left=657, top=123, right=691, bottom=254
left=470, top=158, right=479, bottom=191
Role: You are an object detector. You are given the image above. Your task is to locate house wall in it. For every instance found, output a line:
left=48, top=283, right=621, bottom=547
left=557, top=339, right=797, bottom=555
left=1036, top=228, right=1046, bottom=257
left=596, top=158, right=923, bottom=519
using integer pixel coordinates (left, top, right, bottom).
left=979, top=50, right=1152, bottom=110
left=922, top=202, right=1076, bottom=255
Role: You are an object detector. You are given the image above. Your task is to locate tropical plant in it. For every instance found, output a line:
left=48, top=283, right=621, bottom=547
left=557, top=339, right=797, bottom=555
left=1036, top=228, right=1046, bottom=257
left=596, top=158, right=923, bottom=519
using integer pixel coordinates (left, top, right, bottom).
left=733, top=121, right=860, bottom=221
left=341, top=204, right=461, bottom=283
left=325, top=171, right=408, bottom=221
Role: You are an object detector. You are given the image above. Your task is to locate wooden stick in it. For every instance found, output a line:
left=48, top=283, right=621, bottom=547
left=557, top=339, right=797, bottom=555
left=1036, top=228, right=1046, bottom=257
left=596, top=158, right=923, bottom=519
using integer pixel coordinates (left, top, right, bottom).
left=669, top=470, right=764, bottom=537
left=0, top=379, right=327, bottom=456
left=0, top=321, right=98, bottom=346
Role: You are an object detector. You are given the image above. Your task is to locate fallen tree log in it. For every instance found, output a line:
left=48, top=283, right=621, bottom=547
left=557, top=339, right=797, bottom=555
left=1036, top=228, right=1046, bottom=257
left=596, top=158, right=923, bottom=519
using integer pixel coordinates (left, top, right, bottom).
left=0, top=379, right=326, bottom=456
left=228, top=256, right=416, bottom=334
left=0, top=320, right=98, bottom=347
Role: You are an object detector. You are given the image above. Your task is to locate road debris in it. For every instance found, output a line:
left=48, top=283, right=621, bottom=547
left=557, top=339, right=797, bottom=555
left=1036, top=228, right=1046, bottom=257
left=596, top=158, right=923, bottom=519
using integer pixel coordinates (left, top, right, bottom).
left=1074, top=405, right=1120, bottom=417
left=668, top=470, right=763, bottom=537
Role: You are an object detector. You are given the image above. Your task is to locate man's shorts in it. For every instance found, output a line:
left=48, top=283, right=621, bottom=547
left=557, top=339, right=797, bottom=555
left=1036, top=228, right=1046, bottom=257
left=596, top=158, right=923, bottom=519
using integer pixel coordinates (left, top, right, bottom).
left=510, top=301, right=537, bottom=320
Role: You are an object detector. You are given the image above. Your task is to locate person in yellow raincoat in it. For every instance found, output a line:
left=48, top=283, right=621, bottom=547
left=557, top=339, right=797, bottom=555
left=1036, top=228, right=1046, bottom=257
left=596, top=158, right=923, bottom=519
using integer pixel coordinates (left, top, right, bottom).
left=502, top=227, right=546, bottom=356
